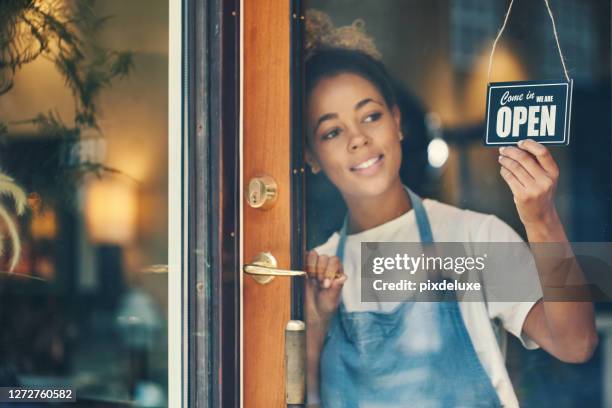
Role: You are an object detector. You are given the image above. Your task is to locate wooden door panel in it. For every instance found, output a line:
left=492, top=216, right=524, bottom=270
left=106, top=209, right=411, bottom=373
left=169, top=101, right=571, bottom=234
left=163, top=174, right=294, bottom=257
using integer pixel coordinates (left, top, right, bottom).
left=243, top=0, right=292, bottom=406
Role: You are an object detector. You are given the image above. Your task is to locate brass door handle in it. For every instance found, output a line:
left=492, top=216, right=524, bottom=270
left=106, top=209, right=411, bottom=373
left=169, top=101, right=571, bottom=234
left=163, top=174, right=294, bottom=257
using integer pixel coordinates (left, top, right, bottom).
left=243, top=252, right=305, bottom=285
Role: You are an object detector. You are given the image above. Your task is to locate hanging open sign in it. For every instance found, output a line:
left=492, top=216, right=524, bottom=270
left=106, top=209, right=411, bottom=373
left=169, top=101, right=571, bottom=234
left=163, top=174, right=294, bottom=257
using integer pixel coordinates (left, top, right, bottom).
left=484, top=0, right=574, bottom=147
left=485, top=80, right=573, bottom=146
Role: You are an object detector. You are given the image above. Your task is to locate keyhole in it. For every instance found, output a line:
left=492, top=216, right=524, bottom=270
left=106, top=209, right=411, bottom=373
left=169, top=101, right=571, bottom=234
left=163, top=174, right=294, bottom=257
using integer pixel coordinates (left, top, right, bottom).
left=250, top=189, right=261, bottom=205
left=246, top=176, right=276, bottom=210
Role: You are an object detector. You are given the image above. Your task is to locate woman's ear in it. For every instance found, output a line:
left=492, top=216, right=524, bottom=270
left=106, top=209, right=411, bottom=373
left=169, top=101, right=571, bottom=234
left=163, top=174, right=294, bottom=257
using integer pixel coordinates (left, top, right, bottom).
left=392, top=105, right=401, bottom=131
left=305, top=150, right=321, bottom=174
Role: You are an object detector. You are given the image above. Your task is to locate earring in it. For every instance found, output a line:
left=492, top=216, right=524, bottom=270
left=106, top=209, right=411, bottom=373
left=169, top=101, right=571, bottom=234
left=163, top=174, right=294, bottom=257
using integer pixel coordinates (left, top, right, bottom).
left=310, top=163, right=321, bottom=174
left=398, top=131, right=404, bottom=141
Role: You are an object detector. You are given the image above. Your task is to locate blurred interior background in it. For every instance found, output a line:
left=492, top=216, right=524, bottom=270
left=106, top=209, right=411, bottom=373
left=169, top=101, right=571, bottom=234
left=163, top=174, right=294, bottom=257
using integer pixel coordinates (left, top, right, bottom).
left=0, top=0, right=610, bottom=406
left=305, top=0, right=611, bottom=407
left=0, top=0, right=169, bottom=406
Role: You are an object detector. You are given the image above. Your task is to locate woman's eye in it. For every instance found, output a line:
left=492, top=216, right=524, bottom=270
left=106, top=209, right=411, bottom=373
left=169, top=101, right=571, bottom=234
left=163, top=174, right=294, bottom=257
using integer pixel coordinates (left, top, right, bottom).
left=363, top=112, right=382, bottom=123
left=321, top=128, right=341, bottom=140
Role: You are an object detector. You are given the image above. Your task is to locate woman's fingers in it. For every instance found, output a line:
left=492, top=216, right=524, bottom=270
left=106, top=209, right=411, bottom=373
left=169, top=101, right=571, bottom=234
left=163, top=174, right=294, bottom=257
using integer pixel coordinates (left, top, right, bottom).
left=325, top=256, right=339, bottom=279
left=306, top=250, right=318, bottom=279
left=500, top=166, right=524, bottom=197
left=305, top=251, right=343, bottom=290
left=498, top=140, right=561, bottom=226
left=498, top=154, right=533, bottom=187
left=307, top=250, right=324, bottom=285
left=499, top=146, right=549, bottom=185
left=498, top=140, right=559, bottom=201
left=517, top=139, right=559, bottom=178
left=322, top=256, right=343, bottom=288
left=316, top=254, right=329, bottom=285
left=330, top=271, right=347, bottom=290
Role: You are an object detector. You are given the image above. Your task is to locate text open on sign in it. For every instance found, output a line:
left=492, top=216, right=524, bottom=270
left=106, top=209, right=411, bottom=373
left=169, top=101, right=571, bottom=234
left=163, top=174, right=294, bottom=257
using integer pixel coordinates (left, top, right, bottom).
left=485, top=80, right=573, bottom=146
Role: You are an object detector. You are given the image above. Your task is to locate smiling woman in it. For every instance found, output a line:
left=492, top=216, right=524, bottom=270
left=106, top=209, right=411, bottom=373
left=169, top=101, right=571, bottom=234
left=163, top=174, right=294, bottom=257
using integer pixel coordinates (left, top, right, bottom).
left=305, top=51, right=410, bottom=233
left=302, top=8, right=597, bottom=408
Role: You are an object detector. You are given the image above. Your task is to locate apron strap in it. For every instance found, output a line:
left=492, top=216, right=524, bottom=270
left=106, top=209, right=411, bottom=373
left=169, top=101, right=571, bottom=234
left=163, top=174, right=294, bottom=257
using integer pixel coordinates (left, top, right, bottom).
left=336, top=186, right=432, bottom=261
left=405, top=187, right=433, bottom=244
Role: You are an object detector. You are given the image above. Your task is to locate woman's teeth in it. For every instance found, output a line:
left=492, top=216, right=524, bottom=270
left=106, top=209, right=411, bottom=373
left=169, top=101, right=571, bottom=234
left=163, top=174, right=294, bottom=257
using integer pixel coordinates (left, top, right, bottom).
left=353, top=155, right=382, bottom=170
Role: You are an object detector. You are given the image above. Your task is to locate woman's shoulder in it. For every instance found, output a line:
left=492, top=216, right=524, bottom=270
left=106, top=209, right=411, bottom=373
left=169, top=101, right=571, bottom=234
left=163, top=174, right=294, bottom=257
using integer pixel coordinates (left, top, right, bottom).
left=422, top=198, right=521, bottom=242
left=423, top=198, right=495, bottom=223
left=309, top=231, right=341, bottom=256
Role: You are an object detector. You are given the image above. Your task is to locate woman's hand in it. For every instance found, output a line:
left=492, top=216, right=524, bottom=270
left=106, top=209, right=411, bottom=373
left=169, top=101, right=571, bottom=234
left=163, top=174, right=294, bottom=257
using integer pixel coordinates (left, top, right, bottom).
left=499, top=141, right=597, bottom=363
left=305, top=250, right=347, bottom=326
left=305, top=251, right=346, bottom=406
left=498, top=139, right=560, bottom=228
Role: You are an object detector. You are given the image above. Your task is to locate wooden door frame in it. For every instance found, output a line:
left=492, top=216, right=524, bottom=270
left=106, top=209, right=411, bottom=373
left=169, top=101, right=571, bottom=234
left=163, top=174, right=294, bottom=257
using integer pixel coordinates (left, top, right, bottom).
left=185, top=0, right=241, bottom=406
left=207, top=0, right=242, bottom=406
left=290, top=0, right=307, bottom=323
left=189, top=0, right=305, bottom=406
left=241, top=0, right=306, bottom=406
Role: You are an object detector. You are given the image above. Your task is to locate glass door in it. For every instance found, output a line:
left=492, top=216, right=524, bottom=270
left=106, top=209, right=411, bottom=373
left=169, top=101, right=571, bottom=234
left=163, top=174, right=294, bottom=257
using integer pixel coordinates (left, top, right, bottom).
left=0, top=1, right=186, bottom=406
left=236, top=0, right=609, bottom=407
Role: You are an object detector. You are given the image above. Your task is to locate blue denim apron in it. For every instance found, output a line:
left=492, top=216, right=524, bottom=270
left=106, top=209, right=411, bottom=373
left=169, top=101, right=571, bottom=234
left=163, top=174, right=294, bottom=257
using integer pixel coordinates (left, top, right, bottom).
left=320, top=188, right=501, bottom=408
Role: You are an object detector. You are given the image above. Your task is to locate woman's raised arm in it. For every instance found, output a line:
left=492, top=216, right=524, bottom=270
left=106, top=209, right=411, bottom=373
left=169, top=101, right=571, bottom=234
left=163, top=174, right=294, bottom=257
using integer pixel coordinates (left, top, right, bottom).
left=498, top=139, right=598, bottom=363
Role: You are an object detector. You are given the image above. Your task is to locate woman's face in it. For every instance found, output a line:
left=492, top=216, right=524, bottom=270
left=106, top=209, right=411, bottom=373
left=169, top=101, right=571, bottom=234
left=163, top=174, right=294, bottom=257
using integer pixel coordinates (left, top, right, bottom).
left=307, top=72, right=402, bottom=200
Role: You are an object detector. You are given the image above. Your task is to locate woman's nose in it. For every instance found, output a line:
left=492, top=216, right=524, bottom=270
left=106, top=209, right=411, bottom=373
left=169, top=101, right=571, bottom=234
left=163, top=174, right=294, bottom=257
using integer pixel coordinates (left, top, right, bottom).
left=348, top=132, right=369, bottom=151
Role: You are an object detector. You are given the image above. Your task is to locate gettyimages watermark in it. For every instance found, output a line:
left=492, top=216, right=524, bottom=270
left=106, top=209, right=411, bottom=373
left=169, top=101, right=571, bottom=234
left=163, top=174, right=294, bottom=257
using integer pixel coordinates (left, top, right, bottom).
left=360, top=242, right=612, bottom=302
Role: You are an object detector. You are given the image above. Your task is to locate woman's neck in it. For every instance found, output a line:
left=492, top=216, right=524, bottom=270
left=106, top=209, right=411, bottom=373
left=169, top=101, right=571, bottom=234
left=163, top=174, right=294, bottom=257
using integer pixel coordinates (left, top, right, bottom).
left=343, top=179, right=412, bottom=234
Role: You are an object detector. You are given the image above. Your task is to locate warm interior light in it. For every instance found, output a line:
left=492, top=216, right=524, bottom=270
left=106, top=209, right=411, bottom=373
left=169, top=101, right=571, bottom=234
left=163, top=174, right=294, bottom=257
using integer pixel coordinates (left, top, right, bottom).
left=85, top=178, right=137, bottom=245
left=427, top=138, right=450, bottom=168
left=30, top=208, right=58, bottom=239
left=462, top=45, right=528, bottom=124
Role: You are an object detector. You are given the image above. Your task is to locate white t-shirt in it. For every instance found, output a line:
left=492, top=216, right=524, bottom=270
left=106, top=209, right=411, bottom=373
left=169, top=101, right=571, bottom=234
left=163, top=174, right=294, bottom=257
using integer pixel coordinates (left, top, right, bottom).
left=313, top=198, right=543, bottom=408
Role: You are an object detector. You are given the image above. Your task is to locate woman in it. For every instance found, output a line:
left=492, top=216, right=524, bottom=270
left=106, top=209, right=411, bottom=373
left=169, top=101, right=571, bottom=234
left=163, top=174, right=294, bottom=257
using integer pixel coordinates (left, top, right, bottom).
left=304, top=11, right=597, bottom=408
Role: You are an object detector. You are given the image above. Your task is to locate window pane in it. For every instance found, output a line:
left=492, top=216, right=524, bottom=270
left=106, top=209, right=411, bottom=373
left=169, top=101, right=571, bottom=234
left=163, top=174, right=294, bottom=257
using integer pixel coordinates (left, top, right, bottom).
left=303, top=1, right=610, bottom=407
left=0, top=1, right=170, bottom=406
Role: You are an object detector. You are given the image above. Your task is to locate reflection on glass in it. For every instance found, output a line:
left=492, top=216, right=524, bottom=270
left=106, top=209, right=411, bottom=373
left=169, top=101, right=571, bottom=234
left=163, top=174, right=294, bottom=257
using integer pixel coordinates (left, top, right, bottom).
left=304, top=1, right=610, bottom=407
left=0, top=1, right=169, bottom=406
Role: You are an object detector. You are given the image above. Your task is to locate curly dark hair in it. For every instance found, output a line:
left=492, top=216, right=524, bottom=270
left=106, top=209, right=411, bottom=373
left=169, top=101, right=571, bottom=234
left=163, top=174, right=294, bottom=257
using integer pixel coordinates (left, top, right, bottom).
left=305, top=47, right=397, bottom=112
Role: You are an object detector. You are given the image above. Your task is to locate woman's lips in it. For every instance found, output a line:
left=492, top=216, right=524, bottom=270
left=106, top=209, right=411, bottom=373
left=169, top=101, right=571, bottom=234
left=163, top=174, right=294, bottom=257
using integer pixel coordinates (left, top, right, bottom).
left=350, top=154, right=384, bottom=175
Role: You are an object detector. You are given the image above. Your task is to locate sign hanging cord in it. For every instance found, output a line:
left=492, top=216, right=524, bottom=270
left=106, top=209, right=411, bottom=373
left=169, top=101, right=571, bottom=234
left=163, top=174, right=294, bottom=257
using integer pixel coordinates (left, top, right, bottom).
left=487, top=0, right=570, bottom=83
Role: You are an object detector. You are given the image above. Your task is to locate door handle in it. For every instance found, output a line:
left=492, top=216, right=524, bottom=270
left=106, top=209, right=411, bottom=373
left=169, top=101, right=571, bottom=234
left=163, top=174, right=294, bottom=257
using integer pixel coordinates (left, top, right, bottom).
left=243, top=252, right=305, bottom=285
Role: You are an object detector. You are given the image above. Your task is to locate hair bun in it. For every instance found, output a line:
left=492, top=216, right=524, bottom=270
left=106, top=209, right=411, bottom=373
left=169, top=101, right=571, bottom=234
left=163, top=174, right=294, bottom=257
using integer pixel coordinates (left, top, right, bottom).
left=305, top=9, right=382, bottom=61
